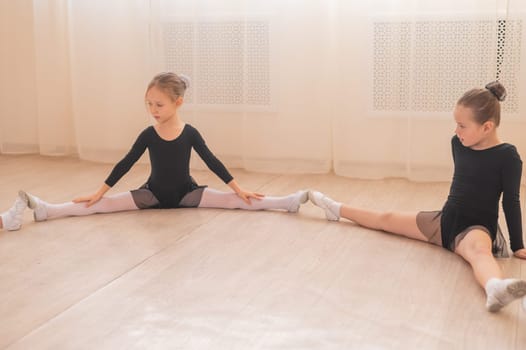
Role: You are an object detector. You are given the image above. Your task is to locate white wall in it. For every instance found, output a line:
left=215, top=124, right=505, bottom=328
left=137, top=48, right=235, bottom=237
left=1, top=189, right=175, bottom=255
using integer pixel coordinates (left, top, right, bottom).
left=0, top=0, right=39, bottom=153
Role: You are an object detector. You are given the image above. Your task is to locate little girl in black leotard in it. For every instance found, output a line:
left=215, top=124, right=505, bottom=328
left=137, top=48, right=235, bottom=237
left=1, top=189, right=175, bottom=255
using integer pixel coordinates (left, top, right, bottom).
left=0, top=72, right=307, bottom=230
left=308, top=81, right=526, bottom=312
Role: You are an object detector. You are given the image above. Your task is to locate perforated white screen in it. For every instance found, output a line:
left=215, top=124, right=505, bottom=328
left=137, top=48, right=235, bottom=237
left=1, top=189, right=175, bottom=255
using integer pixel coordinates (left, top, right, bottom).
left=162, top=19, right=271, bottom=107
left=373, top=18, right=522, bottom=113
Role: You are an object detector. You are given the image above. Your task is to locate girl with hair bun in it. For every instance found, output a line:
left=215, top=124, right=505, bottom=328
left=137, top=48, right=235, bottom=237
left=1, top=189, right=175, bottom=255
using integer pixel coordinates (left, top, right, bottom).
left=309, top=81, right=526, bottom=312
left=1, top=72, right=308, bottom=231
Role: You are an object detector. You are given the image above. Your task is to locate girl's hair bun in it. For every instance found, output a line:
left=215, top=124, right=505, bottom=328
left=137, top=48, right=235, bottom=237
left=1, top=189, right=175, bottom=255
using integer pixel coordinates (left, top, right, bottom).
left=179, top=74, right=191, bottom=90
left=485, top=81, right=506, bottom=102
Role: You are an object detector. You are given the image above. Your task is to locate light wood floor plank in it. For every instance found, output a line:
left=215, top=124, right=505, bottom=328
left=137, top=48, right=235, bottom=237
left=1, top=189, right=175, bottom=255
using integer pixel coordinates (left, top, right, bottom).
left=1, top=155, right=525, bottom=349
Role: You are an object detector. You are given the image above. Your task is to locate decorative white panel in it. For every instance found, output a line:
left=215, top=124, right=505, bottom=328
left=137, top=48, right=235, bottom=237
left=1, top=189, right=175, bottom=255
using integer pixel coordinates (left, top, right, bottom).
left=162, top=19, right=271, bottom=108
left=495, top=19, right=522, bottom=113
left=246, top=21, right=271, bottom=106
left=373, top=18, right=522, bottom=114
left=163, top=22, right=195, bottom=103
left=197, top=21, right=244, bottom=105
left=373, top=22, right=412, bottom=111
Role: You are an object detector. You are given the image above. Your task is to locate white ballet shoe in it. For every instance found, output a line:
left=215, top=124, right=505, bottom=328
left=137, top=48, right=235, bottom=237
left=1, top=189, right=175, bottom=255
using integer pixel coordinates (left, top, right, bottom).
left=287, top=190, right=309, bottom=213
left=19, top=190, right=48, bottom=222
left=308, top=190, right=340, bottom=221
left=1, top=193, right=27, bottom=231
left=485, top=278, right=526, bottom=312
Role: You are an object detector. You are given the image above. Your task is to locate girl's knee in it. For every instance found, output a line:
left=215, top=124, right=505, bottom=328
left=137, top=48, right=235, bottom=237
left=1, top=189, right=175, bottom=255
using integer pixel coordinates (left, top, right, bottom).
left=469, top=241, right=492, bottom=257
left=457, top=230, right=493, bottom=258
left=378, top=211, right=395, bottom=230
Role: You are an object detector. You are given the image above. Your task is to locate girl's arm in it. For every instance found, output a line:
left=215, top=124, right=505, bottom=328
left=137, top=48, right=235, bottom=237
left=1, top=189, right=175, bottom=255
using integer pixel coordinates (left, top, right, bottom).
left=191, top=127, right=233, bottom=183
left=191, top=127, right=264, bottom=204
left=73, top=128, right=149, bottom=207
left=73, top=183, right=111, bottom=207
left=227, top=179, right=264, bottom=205
left=502, top=147, right=524, bottom=254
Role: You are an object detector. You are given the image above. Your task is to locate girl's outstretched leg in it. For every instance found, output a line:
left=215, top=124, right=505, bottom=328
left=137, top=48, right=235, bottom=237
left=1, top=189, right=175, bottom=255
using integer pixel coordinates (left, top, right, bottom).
left=455, top=229, right=526, bottom=312
left=198, top=188, right=308, bottom=212
left=308, top=190, right=427, bottom=242
left=0, top=192, right=27, bottom=231
left=19, top=191, right=139, bottom=221
left=308, top=190, right=342, bottom=221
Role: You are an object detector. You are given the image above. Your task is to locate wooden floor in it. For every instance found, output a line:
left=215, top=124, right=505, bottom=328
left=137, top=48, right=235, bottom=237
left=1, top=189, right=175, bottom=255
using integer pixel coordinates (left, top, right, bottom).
left=0, top=154, right=525, bottom=350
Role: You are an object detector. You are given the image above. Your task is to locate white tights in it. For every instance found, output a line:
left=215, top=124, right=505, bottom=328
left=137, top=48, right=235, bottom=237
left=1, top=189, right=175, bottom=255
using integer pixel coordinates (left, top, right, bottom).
left=198, top=188, right=300, bottom=211
left=41, top=188, right=301, bottom=220
left=44, top=192, right=139, bottom=220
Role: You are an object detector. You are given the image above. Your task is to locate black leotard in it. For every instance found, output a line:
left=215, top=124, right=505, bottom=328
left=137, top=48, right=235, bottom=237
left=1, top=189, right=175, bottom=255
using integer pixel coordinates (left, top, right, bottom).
left=105, top=124, right=233, bottom=208
left=441, top=135, right=524, bottom=252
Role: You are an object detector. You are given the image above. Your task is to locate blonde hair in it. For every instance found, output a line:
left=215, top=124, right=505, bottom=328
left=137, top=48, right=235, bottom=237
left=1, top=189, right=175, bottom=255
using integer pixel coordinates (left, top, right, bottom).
left=456, top=81, right=506, bottom=126
left=146, top=72, right=190, bottom=101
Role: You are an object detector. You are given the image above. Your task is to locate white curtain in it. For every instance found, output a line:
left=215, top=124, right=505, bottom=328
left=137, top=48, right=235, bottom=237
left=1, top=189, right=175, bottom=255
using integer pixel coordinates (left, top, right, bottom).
left=0, top=0, right=154, bottom=161
left=1, top=0, right=525, bottom=182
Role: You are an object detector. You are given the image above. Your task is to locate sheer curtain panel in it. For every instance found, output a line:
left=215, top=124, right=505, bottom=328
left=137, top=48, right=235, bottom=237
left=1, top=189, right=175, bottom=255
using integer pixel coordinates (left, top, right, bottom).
left=1, top=0, right=525, bottom=183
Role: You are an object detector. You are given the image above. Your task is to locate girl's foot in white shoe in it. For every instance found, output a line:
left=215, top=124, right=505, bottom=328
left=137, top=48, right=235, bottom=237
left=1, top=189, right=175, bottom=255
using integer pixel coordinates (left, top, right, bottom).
left=308, top=190, right=341, bottom=221
left=287, top=190, right=309, bottom=213
left=19, top=191, right=48, bottom=222
left=485, top=278, right=526, bottom=312
left=0, top=193, right=28, bottom=231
